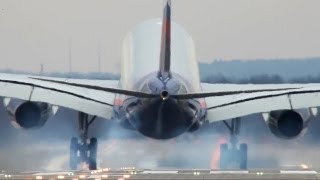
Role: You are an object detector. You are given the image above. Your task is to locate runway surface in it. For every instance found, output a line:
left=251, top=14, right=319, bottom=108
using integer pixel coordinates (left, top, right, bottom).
left=2, top=169, right=320, bottom=180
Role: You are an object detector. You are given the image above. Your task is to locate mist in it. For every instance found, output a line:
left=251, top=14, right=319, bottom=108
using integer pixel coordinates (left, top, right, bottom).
left=1, top=97, right=320, bottom=172
left=2, top=64, right=320, bottom=171
left=1, top=0, right=320, bottom=173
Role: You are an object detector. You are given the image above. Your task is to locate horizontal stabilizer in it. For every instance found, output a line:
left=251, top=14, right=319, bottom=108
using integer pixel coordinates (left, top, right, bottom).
left=31, top=77, right=157, bottom=98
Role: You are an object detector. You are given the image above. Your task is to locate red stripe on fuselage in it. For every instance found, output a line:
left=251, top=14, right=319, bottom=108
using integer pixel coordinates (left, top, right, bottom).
left=114, top=98, right=124, bottom=106
left=199, top=99, right=207, bottom=108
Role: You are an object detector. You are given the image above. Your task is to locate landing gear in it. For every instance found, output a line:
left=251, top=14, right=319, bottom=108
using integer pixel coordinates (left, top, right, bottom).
left=219, top=118, right=248, bottom=169
left=70, top=137, right=78, bottom=170
left=88, top=137, right=98, bottom=170
left=69, top=112, right=98, bottom=170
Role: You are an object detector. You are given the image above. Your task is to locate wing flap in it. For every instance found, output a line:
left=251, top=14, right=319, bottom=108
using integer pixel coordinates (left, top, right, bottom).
left=0, top=82, right=33, bottom=101
left=204, top=83, right=320, bottom=123
left=290, top=91, right=320, bottom=109
left=0, top=73, right=117, bottom=119
left=206, top=94, right=292, bottom=123
left=201, top=83, right=310, bottom=92
left=32, top=76, right=119, bottom=88
left=30, top=87, right=113, bottom=118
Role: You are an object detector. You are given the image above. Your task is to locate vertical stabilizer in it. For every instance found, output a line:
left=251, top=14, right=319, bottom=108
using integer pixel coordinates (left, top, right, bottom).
left=159, top=0, right=171, bottom=79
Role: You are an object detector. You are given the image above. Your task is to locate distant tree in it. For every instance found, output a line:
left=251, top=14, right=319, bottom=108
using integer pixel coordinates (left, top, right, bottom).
left=202, top=73, right=232, bottom=83
left=248, top=74, right=283, bottom=84
left=0, top=69, right=120, bottom=80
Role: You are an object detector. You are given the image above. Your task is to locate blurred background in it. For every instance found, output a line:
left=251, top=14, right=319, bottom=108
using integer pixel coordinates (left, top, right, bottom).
left=1, top=0, right=320, bottom=172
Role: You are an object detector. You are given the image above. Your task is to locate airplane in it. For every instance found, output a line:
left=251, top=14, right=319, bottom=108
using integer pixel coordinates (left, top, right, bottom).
left=1, top=0, right=320, bottom=170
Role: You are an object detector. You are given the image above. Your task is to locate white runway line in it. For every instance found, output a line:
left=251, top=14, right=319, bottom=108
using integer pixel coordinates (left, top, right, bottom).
left=210, top=171, right=249, bottom=174
left=32, top=171, right=72, bottom=176
left=87, top=174, right=103, bottom=178
left=142, top=170, right=178, bottom=174
left=280, top=170, right=317, bottom=174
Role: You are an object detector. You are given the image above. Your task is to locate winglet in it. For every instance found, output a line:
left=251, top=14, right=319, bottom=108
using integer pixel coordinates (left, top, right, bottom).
left=158, top=0, right=172, bottom=79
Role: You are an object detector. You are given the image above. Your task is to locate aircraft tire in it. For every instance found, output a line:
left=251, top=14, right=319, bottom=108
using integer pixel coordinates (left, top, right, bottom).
left=70, top=137, right=78, bottom=170
left=239, top=143, right=248, bottom=169
left=88, top=137, right=98, bottom=170
left=219, top=143, right=228, bottom=169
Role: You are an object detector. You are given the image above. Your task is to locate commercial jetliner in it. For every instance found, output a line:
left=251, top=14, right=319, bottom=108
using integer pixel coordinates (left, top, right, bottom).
left=1, top=0, right=320, bottom=170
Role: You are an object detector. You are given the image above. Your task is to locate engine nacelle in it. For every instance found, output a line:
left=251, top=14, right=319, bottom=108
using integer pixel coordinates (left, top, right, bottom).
left=4, top=98, right=58, bottom=129
left=265, top=109, right=310, bottom=139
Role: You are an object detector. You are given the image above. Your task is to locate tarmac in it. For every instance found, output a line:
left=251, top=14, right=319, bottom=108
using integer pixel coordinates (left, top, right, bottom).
left=2, top=168, right=320, bottom=180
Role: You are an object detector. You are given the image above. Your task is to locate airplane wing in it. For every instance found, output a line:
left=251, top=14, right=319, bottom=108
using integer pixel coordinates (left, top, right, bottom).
left=200, top=83, right=320, bottom=123
left=0, top=73, right=154, bottom=119
left=3, top=72, right=320, bottom=123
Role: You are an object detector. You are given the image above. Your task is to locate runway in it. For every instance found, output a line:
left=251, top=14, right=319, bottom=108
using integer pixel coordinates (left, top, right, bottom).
left=2, top=169, right=320, bottom=180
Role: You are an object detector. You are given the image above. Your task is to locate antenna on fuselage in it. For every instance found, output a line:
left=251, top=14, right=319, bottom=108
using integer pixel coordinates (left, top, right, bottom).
left=39, top=63, right=44, bottom=76
left=68, top=37, right=73, bottom=74
left=158, top=0, right=172, bottom=79
left=97, top=39, right=102, bottom=73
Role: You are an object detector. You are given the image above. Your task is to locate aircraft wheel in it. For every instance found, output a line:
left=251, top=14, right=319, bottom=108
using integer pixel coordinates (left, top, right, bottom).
left=219, top=143, right=228, bottom=169
left=239, top=143, right=248, bottom=169
left=88, top=138, right=98, bottom=170
left=70, top=137, right=78, bottom=170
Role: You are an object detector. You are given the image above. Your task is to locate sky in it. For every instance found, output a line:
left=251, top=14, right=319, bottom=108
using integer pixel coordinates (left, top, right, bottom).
left=0, top=0, right=319, bottom=73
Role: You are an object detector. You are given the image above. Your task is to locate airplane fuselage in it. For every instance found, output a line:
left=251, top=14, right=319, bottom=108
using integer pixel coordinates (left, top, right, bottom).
left=113, top=19, right=206, bottom=139
left=115, top=72, right=206, bottom=139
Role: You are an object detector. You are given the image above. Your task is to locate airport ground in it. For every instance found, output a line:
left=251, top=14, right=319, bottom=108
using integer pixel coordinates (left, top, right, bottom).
left=1, top=100, right=320, bottom=178
left=3, top=169, right=320, bottom=180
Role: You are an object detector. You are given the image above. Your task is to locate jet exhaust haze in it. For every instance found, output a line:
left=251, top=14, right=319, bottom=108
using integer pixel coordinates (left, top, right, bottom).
left=1, top=103, right=320, bottom=171
left=1, top=0, right=320, bottom=173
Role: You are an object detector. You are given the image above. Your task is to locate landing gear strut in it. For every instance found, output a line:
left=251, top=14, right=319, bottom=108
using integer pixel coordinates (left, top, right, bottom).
left=70, top=112, right=98, bottom=170
left=219, top=118, right=248, bottom=169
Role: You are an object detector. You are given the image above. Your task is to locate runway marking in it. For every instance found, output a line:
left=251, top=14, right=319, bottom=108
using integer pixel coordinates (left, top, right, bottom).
left=32, top=171, right=72, bottom=176
left=210, top=170, right=249, bottom=174
left=280, top=170, right=317, bottom=174
left=35, top=176, right=43, bottom=180
left=87, top=174, right=103, bottom=178
left=142, top=170, right=178, bottom=174
left=57, top=175, right=65, bottom=179
left=79, top=174, right=86, bottom=179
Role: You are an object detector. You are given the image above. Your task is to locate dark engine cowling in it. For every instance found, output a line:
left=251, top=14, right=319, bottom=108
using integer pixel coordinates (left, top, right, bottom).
left=266, top=110, right=308, bottom=139
left=4, top=98, right=57, bottom=129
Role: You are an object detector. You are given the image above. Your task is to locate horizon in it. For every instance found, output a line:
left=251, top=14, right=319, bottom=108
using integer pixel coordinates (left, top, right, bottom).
left=2, top=57, right=320, bottom=82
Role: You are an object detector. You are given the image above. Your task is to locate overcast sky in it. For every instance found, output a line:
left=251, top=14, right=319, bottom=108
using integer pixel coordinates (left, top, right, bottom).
left=0, top=0, right=319, bottom=73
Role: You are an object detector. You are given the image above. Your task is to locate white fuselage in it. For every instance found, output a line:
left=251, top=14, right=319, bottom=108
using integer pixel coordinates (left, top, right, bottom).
left=120, top=19, right=202, bottom=92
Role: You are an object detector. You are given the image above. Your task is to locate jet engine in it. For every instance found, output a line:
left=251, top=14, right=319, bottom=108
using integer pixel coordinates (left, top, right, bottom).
left=265, top=109, right=311, bottom=139
left=4, top=98, right=58, bottom=129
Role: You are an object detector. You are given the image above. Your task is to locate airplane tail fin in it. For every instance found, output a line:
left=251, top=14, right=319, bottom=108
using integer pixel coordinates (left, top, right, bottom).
left=158, top=0, right=171, bottom=79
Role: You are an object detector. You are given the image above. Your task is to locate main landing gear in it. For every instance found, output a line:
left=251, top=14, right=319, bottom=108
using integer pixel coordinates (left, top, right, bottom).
left=219, top=118, right=248, bottom=169
left=70, top=112, right=98, bottom=170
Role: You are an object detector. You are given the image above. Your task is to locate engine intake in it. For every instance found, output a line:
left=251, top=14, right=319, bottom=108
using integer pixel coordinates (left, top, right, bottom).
left=267, top=110, right=304, bottom=139
left=5, top=99, right=56, bottom=129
